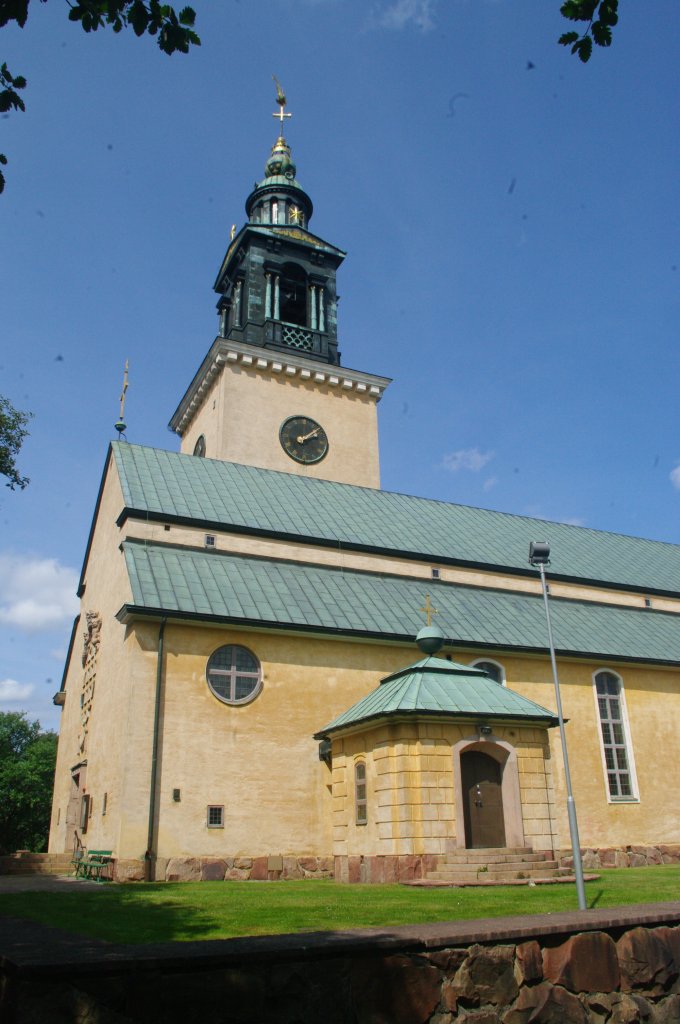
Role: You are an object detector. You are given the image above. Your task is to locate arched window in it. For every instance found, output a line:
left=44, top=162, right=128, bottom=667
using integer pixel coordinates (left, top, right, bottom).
left=355, top=761, right=367, bottom=825
left=594, top=670, right=637, bottom=800
left=193, top=435, right=206, bottom=458
left=472, top=659, right=505, bottom=686
left=206, top=645, right=262, bottom=706
left=279, top=263, right=307, bottom=326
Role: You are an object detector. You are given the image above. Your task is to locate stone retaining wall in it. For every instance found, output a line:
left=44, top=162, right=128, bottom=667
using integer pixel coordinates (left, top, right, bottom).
left=557, top=845, right=680, bottom=870
left=3, top=904, right=680, bottom=1022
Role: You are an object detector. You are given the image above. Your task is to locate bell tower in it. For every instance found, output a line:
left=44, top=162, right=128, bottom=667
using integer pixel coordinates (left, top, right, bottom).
left=169, top=84, right=390, bottom=488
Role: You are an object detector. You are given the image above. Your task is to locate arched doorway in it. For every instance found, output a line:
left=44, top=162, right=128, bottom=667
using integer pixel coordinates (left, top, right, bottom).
left=460, top=749, right=506, bottom=849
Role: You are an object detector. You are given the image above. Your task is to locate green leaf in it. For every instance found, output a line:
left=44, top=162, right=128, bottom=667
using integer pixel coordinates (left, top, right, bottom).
left=558, top=31, right=580, bottom=46
left=0, top=154, right=7, bottom=165
left=178, top=6, right=196, bottom=26
left=576, top=35, right=593, bottom=62
left=592, top=21, right=612, bottom=47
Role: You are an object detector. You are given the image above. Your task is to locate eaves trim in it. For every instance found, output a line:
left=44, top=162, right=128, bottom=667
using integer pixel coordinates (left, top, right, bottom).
left=114, top=602, right=680, bottom=668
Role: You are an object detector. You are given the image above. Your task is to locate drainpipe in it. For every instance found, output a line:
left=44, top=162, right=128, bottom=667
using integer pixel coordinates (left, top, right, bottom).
left=146, top=618, right=166, bottom=882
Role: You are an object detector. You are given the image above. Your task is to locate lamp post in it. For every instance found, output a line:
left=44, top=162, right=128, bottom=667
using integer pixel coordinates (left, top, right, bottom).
left=529, top=541, right=587, bottom=911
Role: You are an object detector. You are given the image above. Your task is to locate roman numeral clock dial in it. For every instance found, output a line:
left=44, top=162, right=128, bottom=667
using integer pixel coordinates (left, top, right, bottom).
left=279, top=416, right=329, bottom=465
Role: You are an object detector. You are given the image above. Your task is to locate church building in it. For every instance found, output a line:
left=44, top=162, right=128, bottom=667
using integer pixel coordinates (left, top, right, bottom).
left=49, top=91, right=680, bottom=884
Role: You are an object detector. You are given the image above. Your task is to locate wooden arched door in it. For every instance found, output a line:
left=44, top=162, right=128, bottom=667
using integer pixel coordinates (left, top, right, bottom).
left=461, top=750, right=506, bottom=849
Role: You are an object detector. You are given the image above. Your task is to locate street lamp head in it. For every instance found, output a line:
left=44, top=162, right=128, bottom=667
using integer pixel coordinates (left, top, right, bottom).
left=529, top=541, right=551, bottom=566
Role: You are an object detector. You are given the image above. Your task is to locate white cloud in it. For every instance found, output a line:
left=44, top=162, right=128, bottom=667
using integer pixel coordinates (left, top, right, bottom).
left=441, top=447, right=494, bottom=473
left=0, top=678, right=35, bottom=702
left=483, top=476, right=497, bottom=492
left=670, top=465, right=680, bottom=490
left=0, top=553, right=79, bottom=633
left=370, top=0, right=436, bottom=31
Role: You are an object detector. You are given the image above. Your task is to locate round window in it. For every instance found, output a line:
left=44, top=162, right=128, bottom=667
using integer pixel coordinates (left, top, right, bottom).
left=206, top=645, right=262, bottom=705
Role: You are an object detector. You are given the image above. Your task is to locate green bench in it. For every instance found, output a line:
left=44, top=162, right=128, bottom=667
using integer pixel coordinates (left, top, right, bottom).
left=74, top=849, right=114, bottom=882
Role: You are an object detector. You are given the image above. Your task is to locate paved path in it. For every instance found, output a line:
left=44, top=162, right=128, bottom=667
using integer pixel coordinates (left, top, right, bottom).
left=0, top=873, right=103, bottom=893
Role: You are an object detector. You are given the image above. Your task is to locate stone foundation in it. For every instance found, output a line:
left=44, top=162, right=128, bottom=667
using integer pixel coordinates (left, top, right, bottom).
left=4, top=904, right=680, bottom=1022
left=558, top=845, right=680, bottom=870
left=114, top=855, right=336, bottom=883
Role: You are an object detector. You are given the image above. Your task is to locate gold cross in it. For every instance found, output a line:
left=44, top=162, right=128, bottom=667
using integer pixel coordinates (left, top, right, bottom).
left=119, top=360, right=129, bottom=421
left=290, top=206, right=302, bottom=223
left=272, top=75, right=292, bottom=130
left=419, top=594, right=438, bottom=627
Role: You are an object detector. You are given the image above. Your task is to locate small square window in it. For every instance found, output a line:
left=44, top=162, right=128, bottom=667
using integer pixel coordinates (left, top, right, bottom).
left=431, top=568, right=441, bottom=580
left=205, top=534, right=216, bottom=549
left=207, top=805, right=224, bottom=828
left=644, top=597, right=652, bottom=608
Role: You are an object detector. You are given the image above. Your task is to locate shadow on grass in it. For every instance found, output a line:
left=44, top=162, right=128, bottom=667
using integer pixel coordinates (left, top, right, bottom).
left=0, top=884, right=222, bottom=944
left=589, top=888, right=604, bottom=908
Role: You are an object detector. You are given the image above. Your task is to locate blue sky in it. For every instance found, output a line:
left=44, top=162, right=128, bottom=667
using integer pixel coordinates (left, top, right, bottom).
left=1, top=0, right=679, bottom=731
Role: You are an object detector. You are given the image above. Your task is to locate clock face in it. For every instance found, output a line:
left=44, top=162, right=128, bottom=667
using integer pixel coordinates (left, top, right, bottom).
left=279, top=416, right=329, bottom=465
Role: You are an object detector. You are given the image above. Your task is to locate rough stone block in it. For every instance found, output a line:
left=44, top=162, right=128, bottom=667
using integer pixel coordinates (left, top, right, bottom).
left=224, top=867, right=250, bottom=880
left=582, top=850, right=601, bottom=870
left=502, top=980, right=588, bottom=1024
left=397, top=855, right=421, bottom=882
left=368, top=857, right=385, bottom=884
left=348, top=856, right=362, bottom=883
left=200, top=858, right=228, bottom=881
left=514, top=941, right=543, bottom=984
left=250, top=856, right=268, bottom=881
left=543, top=932, right=619, bottom=993
left=233, top=857, right=253, bottom=870
left=383, top=856, right=399, bottom=883
left=350, top=955, right=441, bottom=1024
left=452, top=944, right=518, bottom=1006
left=165, top=857, right=201, bottom=882
left=334, top=856, right=348, bottom=884
left=113, top=858, right=145, bottom=882
left=654, top=994, right=680, bottom=1024
left=617, top=926, right=676, bottom=993
left=652, top=926, right=680, bottom=970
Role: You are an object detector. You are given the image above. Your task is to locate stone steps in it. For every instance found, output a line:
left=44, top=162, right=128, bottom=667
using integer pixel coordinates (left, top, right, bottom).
left=424, top=847, right=568, bottom=885
left=0, top=853, right=73, bottom=876
left=439, top=852, right=549, bottom=866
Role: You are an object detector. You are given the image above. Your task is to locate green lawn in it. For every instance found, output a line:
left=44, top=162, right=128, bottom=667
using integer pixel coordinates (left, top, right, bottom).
left=1, top=868, right=679, bottom=945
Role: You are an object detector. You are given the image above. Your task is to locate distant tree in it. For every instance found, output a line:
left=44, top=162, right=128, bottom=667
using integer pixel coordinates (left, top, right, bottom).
left=0, top=1, right=200, bottom=193
left=0, top=711, right=57, bottom=854
left=559, top=0, right=619, bottom=63
left=0, top=394, right=32, bottom=490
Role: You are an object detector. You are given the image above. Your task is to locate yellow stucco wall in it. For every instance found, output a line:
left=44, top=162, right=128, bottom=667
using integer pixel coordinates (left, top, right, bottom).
left=179, top=360, right=381, bottom=488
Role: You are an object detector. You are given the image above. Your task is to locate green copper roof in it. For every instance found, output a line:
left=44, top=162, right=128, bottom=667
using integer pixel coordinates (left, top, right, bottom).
left=119, top=540, right=680, bottom=665
left=112, top=443, right=680, bottom=597
left=315, top=657, right=559, bottom=736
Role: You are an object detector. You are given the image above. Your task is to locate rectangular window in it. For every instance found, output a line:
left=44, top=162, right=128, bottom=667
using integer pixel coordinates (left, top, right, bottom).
left=595, top=671, right=637, bottom=800
left=102, top=792, right=108, bottom=816
left=80, top=794, right=90, bottom=834
left=431, top=568, right=441, bottom=580
left=207, top=805, right=224, bottom=828
left=355, top=763, right=367, bottom=825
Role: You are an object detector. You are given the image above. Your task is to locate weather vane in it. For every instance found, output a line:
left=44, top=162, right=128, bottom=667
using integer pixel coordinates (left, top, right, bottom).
left=272, top=75, right=292, bottom=133
left=419, top=594, right=438, bottom=627
left=115, top=360, right=129, bottom=437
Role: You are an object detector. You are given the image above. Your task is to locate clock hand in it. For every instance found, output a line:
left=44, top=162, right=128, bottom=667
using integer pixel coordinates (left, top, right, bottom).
left=297, top=427, right=321, bottom=443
